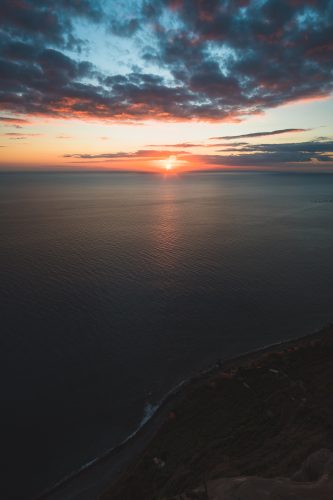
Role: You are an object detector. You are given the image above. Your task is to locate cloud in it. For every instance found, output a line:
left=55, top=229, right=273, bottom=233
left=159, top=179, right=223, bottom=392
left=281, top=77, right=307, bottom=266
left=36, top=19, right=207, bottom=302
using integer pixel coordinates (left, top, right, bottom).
left=0, top=116, right=31, bottom=128
left=63, top=140, right=333, bottom=167
left=147, top=138, right=247, bottom=148
left=3, top=134, right=40, bottom=143
left=2, top=132, right=42, bottom=140
left=135, top=0, right=333, bottom=120
left=0, top=0, right=102, bottom=48
left=64, top=149, right=190, bottom=160
left=3, top=132, right=41, bottom=137
left=1, top=1, right=333, bottom=122
left=210, top=129, right=309, bottom=140
left=207, top=142, right=248, bottom=147
left=237, top=140, right=333, bottom=154
left=146, top=142, right=202, bottom=147
left=204, top=139, right=333, bottom=166
left=146, top=141, right=249, bottom=148
left=56, top=135, right=72, bottom=139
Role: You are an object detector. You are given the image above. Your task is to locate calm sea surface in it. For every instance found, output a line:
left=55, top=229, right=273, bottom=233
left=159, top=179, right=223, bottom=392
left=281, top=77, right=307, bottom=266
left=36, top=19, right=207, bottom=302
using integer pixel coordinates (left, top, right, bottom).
left=1, top=172, right=333, bottom=499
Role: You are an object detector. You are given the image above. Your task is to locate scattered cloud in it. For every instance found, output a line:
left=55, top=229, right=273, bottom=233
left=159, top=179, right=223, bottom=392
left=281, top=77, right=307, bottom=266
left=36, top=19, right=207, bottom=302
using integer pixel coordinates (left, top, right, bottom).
left=207, top=142, right=248, bottom=148
left=232, top=140, right=333, bottom=155
left=3, top=132, right=41, bottom=137
left=146, top=142, right=202, bottom=148
left=211, top=129, right=309, bottom=140
left=146, top=141, right=250, bottom=148
left=203, top=139, right=333, bottom=166
left=63, top=139, right=333, bottom=167
left=0, top=116, right=31, bottom=128
left=64, top=149, right=191, bottom=160
left=2, top=132, right=41, bottom=141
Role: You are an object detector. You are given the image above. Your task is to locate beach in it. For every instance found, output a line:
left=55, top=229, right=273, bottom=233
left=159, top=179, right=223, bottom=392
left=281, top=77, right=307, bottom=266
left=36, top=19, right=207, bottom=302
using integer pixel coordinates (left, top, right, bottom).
left=41, top=323, right=333, bottom=500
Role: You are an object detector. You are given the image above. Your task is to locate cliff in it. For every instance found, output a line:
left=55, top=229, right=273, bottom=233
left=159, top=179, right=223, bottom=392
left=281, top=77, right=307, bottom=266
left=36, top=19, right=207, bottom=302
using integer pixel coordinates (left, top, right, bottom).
left=102, top=325, right=333, bottom=500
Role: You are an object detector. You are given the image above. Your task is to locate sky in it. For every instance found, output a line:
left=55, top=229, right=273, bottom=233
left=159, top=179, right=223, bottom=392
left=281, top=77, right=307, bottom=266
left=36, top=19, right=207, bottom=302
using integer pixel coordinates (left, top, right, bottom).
left=0, top=0, right=333, bottom=172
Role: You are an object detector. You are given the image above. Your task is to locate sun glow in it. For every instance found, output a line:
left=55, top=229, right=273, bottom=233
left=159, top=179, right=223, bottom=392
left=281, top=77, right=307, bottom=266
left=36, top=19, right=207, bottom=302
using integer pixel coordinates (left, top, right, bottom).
left=163, top=155, right=176, bottom=171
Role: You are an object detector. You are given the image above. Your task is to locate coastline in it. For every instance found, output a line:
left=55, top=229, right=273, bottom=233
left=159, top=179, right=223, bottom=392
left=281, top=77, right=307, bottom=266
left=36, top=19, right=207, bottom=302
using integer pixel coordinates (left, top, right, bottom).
left=39, top=323, right=333, bottom=500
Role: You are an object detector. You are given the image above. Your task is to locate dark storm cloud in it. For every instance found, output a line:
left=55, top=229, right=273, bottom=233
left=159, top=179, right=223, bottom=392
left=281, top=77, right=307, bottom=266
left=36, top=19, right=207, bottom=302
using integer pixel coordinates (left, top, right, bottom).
left=1, top=0, right=333, bottom=122
left=211, top=129, right=309, bottom=140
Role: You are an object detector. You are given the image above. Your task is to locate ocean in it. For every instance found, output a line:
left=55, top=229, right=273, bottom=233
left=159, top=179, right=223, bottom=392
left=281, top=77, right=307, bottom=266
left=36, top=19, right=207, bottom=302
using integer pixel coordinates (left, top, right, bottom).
left=1, top=171, right=333, bottom=499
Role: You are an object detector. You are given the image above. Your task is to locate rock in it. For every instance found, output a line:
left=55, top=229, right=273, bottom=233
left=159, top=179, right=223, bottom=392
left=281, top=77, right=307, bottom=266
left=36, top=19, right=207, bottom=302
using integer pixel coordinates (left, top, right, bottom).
left=166, top=450, right=333, bottom=500
left=153, top=456, right=166, bottom=469
left=292, top=449, right=333, bottom=482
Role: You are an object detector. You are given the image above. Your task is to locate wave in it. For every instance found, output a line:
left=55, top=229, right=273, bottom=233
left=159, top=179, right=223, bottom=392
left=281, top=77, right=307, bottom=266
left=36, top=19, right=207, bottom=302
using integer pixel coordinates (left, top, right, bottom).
left=35, top=376, right=189, bottom=499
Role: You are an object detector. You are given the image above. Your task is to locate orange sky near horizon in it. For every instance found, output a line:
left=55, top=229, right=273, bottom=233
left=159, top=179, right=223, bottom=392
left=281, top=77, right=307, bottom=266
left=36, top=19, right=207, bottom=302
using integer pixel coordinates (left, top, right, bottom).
left=1, top=96, right=333, bottom=172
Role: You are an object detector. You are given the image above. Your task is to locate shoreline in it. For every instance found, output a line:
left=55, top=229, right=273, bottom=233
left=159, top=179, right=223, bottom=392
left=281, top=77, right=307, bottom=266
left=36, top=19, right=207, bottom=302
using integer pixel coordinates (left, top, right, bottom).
left=39, top=323, right=332, bottom=500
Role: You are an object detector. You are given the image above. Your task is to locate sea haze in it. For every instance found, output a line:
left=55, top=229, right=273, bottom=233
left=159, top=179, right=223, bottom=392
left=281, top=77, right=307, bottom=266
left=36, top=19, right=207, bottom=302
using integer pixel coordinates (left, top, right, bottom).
left=1, top=171, right=333, bottom=499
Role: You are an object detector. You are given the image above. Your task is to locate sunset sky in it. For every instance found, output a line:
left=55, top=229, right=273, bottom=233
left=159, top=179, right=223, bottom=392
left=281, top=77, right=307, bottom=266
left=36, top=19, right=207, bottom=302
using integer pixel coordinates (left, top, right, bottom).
left=1, top=0, right=333, bottom=171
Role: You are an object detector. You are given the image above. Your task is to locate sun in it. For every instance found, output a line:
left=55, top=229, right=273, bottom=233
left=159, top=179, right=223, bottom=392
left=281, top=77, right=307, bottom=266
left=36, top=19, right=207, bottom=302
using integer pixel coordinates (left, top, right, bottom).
left=163, top=155, right=176, bottom=171
left=157, top=154, right=186, bottom=172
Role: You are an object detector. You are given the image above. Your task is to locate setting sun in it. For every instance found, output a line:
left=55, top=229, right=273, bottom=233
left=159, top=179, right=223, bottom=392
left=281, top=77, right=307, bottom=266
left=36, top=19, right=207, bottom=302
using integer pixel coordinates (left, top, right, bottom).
left=159, top=155, right=177, bottom=171
left=164, top=155, right=176, bottom=171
